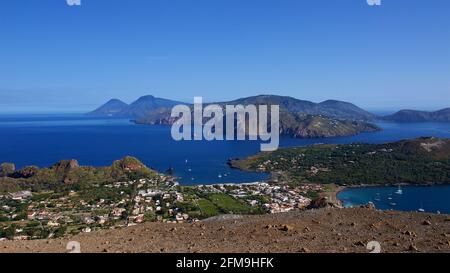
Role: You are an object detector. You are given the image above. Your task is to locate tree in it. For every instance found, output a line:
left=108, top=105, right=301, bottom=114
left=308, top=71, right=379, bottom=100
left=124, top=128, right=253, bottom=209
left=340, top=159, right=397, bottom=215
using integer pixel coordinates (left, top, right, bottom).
left=4, top=224, right=18, bottom=240
left=54, top=226, right=67, bottom=238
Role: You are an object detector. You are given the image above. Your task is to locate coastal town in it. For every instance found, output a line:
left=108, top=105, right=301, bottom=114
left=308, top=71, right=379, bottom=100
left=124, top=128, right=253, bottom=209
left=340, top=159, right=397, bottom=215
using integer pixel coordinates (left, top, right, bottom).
left=0, top=172, right=324, bottom=240
left=2, top=137, right=449, bottom=241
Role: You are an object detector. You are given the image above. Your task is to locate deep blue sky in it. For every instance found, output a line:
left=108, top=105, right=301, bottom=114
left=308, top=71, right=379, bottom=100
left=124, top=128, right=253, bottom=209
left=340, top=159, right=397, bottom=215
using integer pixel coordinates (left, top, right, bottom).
left=0, top=0, right=449, bottom=113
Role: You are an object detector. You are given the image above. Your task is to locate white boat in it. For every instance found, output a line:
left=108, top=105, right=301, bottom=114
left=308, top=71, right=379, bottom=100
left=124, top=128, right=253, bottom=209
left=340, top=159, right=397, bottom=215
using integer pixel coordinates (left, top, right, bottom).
left=218, top=174, right=222, bottom=178
left=395, top=186, right=403, bottom=195
left=389, top=202, right=397, bottom=206
left=418, top=202, right=425, bottom=212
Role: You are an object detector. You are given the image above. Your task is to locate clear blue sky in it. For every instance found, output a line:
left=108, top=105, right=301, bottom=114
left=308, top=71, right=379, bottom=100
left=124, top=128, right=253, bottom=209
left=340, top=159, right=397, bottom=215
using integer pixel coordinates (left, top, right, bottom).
left=0, top=0, right=449, bottom=113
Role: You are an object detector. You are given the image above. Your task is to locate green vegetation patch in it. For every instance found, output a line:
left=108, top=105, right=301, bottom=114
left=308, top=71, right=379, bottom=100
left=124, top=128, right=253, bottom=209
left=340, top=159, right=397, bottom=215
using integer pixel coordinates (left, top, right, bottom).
left=197, top=198, right=220, bottom=217
left=234, top=138, right=450, bottom=185
left=0, top=156, right=156, bottom=193
left=196, top=193, right=261, bottom=218
left=208, top=193, right=255, bottom=214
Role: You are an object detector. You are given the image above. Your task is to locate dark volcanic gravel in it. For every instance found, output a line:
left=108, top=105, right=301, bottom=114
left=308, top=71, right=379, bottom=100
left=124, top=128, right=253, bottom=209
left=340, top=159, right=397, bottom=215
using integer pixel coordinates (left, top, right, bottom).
left=1, top=208, right=449, bottom=253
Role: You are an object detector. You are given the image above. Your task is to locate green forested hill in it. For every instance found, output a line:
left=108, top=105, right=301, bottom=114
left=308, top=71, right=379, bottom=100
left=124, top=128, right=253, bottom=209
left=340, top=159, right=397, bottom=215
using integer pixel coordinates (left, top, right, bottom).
left=231, top=137, right=450, bottom=185
left=0, top=157, right=156, bottom=193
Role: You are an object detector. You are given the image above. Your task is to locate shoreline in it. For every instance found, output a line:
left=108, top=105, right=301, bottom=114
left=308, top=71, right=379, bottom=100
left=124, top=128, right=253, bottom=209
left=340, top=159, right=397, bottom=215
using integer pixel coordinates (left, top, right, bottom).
left=329, top=185, right=346, bottom=207
left=223, top=161, right=450, bottom=212
left=334, top=183, right=450, bottom=214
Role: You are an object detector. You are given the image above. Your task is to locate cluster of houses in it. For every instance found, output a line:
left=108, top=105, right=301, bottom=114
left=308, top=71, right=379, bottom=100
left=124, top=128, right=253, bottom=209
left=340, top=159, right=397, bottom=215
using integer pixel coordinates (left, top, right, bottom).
left=1, top=172, right=325, bottom=240
left=130, top=177, right=191, bottom=224
left=0, top=175, right=187, bottom=240
left=195, top=182, right=323, bottom=213
left=253, top=156, right=334, bottom=177
left=254, top=155, right=307, bottom=172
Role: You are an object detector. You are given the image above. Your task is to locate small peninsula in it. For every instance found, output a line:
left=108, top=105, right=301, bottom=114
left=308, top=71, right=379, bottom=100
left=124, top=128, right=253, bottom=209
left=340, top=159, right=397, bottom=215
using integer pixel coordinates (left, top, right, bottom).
left=230, top=137, right=450, bottom=186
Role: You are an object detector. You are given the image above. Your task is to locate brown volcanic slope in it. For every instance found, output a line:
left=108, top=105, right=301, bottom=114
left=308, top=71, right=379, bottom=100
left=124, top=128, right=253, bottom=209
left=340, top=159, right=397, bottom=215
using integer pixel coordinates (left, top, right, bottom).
left=1, top=208, right=450, bottom=253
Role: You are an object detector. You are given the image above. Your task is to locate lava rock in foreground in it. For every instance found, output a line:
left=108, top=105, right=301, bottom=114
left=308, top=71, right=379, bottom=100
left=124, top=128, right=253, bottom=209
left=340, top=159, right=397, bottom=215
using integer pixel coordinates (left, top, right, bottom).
left=1, top=207, right=449, bottom=253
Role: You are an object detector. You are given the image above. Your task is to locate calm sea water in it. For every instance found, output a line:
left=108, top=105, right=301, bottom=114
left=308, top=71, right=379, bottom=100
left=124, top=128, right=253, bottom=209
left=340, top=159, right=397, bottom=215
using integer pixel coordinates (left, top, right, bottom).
left=338, top=185, right=450, bottom=214
left=0, top=114, right=449, bottom=187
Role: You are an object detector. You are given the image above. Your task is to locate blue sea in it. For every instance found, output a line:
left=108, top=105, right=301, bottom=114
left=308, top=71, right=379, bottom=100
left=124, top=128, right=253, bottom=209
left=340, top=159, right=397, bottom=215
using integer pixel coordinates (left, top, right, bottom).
left=0, top=114, right=449, bottom=189
left=338, top=185, right=450, bottom=214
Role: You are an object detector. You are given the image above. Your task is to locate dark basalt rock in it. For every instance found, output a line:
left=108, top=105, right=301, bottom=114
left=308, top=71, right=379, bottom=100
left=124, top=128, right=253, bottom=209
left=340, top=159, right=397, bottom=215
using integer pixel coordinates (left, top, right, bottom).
left=51, top=159, right=79, bottom=173
left=360, top=202, right=376, bottom=210
left=11, top=166, right=40, bottom=179
left=307, top=197, right=337, bottom=209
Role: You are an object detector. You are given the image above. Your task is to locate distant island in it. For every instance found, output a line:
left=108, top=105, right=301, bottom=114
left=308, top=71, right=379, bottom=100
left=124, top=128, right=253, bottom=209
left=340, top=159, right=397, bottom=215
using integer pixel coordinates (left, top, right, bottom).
left=87, top=94, right=377, bottom=120
left=87, top=94, right=380, bottom=138
left=382, top=108, right=450, bottom=122
left=88, top=95, right=450, bottom=124
left=87, top=95, right=183, bottom=119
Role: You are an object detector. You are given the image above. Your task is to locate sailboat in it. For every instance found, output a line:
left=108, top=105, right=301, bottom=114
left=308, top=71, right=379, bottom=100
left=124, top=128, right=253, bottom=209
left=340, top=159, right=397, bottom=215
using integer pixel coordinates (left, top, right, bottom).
left=374, top=192, right=381, bottom=202
left=395, top=186, right=403, bottom=195
left=418, top=202, right=425, bottom=212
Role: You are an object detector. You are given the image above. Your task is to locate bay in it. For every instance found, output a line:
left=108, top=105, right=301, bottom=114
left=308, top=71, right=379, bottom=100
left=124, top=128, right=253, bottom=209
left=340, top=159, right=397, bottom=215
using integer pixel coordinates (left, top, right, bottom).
left=0, top=114, right=449, bottom=185
left=337, top=185, right=450, bottom=214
